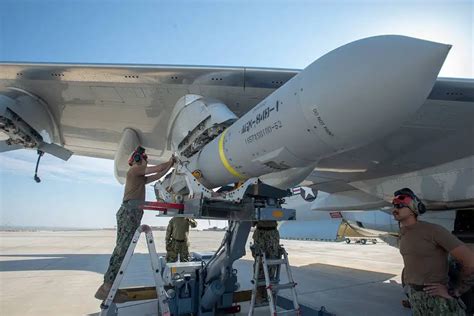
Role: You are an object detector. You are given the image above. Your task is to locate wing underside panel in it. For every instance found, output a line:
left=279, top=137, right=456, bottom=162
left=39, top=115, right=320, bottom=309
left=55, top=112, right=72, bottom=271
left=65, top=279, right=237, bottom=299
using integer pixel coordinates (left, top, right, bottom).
left=0, top=63, right=298, bottom=162
left=0, top=64, right=472, bottom=200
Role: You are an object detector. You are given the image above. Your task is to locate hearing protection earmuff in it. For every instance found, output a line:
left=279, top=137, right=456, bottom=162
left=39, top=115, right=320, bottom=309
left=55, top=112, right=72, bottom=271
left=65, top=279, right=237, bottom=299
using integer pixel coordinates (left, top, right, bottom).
left=128, top=146, right=147, bottom=166
left=394, top=187, right=426, bottom=214
left=133, top=152, right=142, bottom=162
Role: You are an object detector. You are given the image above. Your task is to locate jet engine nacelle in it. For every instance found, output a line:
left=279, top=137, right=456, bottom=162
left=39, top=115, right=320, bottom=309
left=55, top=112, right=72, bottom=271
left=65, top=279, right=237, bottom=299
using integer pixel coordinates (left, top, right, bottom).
left=0, top=89, right=56, bottom=146
left=0, top=88, right=72, bottom=160
left=167, top=94, right=238, bottom=158
left=158, top=94, right=238, bottom=196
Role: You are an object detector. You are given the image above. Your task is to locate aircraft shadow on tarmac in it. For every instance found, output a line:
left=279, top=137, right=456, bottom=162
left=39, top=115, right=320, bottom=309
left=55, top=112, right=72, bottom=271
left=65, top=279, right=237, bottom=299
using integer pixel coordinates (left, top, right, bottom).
left=0, top=254, right=410, bottom=315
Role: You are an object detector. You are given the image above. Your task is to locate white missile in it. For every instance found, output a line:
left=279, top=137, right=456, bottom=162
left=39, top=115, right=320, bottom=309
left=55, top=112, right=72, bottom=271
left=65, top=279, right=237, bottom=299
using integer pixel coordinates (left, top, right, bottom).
left=188, top=35, right=451, bottom=188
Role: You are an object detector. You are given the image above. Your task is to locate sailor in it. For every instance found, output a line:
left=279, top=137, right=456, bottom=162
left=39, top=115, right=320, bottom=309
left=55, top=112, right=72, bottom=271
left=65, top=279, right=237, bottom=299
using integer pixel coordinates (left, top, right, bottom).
left=393, top=188, right=474, bottom=315
left=95, top=146, right=175, bottom=302
left=166, top=215, right=197, bottom=262
left=251, top=220, right=280, bottom=302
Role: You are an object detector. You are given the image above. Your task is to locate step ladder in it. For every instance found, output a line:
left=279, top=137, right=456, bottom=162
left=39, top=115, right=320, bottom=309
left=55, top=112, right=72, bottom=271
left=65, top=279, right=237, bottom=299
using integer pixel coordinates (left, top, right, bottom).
left=100, top=224, right=170, bottom=316
left=249, top=247, right=300, bottom=316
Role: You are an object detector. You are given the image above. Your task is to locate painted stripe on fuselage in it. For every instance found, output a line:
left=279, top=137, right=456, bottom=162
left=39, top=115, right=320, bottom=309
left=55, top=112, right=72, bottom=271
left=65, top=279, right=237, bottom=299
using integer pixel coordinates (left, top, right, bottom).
left=218, top=129, right=245, bottom=179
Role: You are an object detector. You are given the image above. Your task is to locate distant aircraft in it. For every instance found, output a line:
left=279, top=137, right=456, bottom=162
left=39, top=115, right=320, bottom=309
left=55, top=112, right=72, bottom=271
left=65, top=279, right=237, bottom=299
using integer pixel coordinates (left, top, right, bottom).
left=1, top=35, right=472, bottom=231
left=282, top=186, right=462, bottom=245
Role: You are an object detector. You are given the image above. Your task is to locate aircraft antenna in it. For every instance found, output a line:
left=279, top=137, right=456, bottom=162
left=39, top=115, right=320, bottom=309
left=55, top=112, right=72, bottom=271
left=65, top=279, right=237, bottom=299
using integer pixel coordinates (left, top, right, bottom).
left=33, top=150, right=44, bottom=183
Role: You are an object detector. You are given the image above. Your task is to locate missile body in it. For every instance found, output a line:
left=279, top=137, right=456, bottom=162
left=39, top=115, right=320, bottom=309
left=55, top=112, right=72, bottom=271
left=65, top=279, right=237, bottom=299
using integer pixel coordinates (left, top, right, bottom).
left=188, top=36, right=451, bottom=188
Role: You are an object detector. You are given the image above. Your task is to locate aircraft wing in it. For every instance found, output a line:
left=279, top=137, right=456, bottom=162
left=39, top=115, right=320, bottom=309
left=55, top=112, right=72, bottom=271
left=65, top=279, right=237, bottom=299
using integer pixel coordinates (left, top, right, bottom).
left=0, top=62, right=298, bottom=163
left=1, top=63, right=473, bottom=204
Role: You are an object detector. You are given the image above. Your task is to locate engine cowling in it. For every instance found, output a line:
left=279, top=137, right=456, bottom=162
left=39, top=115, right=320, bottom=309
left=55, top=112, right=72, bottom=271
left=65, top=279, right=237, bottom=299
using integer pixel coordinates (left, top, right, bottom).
left=0, top=88, right=72, bottom=160
left=166, top=94, right=237, bottom=158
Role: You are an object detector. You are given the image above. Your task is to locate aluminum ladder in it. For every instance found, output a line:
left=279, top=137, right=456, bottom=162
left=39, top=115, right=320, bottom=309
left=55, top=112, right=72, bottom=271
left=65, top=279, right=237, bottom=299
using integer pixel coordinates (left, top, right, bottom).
left=100, top=224, right=170, bottom=316
left=249, top=247, right=300, bottom=316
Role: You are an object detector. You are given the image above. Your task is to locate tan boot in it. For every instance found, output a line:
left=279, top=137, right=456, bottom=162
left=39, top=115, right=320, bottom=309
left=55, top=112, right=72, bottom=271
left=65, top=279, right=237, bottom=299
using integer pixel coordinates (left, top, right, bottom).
left=95, top=282, right=112, bottom=301
left=94, top=282, right=129, bottom=303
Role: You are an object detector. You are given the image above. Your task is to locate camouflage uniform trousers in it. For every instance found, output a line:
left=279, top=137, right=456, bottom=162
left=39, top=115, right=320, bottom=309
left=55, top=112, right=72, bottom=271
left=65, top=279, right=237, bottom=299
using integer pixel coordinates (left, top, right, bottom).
left=166, top=240, right=190, bottom=262
left=104, top=205, right=143, bottom=284
left=251, top=228, right=281, bottom=300
left=408, top=287, right=466, bottom=316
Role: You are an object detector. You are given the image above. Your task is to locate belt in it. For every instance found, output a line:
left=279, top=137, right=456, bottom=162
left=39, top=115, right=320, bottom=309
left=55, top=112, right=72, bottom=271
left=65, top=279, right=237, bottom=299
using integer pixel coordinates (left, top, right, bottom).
left=257, top=227, right=277, bottom=231
left=409, top=284, right=425, bottom=292
left=173, top=239, right=186, bottom=242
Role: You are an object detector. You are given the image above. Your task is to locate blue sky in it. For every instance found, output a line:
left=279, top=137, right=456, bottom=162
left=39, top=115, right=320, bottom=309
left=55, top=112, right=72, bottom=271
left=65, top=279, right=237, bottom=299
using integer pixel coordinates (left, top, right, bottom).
left=0, top=0, right=472, bottom=228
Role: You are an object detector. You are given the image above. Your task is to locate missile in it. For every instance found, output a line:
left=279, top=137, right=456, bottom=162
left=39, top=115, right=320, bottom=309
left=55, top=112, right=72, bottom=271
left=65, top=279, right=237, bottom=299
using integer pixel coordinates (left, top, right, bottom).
left=186, top=35, right=451, bottom=188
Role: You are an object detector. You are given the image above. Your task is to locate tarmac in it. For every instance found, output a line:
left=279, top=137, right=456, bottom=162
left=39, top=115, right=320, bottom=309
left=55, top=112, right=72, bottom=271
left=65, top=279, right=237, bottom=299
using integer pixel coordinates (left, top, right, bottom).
left=0, top=230, right=411, bottom=316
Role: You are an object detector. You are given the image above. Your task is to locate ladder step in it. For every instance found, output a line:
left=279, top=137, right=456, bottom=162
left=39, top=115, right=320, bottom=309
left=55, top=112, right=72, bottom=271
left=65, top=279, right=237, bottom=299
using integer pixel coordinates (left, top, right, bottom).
left=265, top=258, right=286, bottom=265
left=254, top=301, right=270, bottom=308
left=249, top=248, right=300, bottom=316
left=254, top=280, right=280, bottom=286
left=276, top=309, right=299, bottom=315
left=269, top=282, right=296, bottom=291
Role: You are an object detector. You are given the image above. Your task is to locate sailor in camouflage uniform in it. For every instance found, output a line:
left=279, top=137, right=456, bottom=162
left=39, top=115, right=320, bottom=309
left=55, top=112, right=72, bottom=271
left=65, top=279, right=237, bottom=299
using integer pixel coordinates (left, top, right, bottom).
left=166, top=216, right=197, bottom=262
left=251, top=220, right=281, bottom=302
left=393, top=188, right=473, bottom=316
left=95, top=146, right=175, bottom=302
left=407, top=287, right=467, bottom=316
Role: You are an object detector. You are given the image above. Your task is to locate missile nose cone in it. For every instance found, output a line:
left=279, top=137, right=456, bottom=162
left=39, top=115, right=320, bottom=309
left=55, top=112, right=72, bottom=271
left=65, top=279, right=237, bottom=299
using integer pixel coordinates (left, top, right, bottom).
left=300, top=35, right=450, bottom=153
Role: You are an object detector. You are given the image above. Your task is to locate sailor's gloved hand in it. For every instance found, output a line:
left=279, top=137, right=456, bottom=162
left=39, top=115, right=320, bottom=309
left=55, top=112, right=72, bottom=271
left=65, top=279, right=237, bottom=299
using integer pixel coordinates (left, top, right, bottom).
left=166, top=239, right=172, bottom=252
